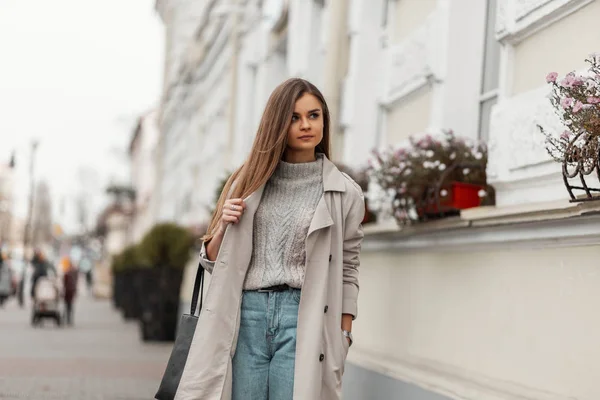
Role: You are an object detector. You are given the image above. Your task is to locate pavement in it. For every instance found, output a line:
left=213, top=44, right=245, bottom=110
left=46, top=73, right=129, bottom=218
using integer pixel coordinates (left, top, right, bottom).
left=0, top=285, right=173, bottom=400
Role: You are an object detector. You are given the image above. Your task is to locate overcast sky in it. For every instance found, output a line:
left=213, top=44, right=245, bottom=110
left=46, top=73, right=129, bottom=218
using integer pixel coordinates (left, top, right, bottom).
left=0, top=0, right=164, bottom=234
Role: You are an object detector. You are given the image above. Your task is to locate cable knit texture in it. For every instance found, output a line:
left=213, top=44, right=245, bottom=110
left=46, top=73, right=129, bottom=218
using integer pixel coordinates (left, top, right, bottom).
left=243, top=155, right=324, bottom=290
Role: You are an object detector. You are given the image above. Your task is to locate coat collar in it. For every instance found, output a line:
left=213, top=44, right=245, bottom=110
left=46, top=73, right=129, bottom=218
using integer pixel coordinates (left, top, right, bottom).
left=321, top=153, right=346, bottom=193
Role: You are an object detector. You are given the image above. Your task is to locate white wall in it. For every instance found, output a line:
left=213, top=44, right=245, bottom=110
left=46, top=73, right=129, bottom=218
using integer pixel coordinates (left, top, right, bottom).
left=354, top=239, right=600, bottom=400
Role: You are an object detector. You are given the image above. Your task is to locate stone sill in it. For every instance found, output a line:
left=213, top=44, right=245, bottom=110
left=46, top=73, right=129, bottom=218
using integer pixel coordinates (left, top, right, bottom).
left=362, top=199, right=600, bottom=252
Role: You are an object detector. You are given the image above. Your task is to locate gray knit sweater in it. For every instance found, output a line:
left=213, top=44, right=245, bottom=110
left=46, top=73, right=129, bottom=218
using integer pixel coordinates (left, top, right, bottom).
left=243, top=156, right=324, bottom=290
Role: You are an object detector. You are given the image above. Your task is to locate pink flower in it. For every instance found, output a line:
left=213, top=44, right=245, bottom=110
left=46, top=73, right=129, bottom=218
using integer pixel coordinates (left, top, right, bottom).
left=560, top=130, right=572, bottom=140
left=560, top=97, right=574, bottom=109
left=587, top=97, right=600, bottom=104
left=560, top=76, right=574, bottom=88
left=573, top=101, right=584, bottom=113
left=546, top=72, right=558, bottom=83
left=572, top=76, right=585, bottom=86
left=394, top=148, right=408, bottom=159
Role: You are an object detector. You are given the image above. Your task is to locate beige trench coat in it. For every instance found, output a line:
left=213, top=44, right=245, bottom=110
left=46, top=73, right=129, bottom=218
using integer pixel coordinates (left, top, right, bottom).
left=175, top=155, right=365, bottom=400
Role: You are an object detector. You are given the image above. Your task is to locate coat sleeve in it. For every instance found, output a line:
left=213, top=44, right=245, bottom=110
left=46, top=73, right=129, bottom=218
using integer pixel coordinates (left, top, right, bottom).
left=198, top=241, right=216, bottom=274
left=342, top=184, right=365, bottom=320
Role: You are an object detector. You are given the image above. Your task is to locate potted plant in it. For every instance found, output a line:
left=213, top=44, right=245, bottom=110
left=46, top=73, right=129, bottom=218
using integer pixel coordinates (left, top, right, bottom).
left=540, top=53, right=600, bottom=201
left=110, top=251, right=124, bottom=310
left=118, top=245, right=145, bottom=320
left=368, top=130, right=490, bottom=226
left=136, top=223, right=194, bottom=342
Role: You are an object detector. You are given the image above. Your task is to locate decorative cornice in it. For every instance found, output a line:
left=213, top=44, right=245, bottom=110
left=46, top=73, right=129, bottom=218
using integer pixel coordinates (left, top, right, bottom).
left=496, top=0, right=594, bottom=44
left=362, top=210, right=600, bottom=253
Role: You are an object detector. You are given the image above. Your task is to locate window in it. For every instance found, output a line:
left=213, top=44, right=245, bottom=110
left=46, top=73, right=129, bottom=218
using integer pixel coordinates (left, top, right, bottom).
left=478, top=0, right=501, bottom=142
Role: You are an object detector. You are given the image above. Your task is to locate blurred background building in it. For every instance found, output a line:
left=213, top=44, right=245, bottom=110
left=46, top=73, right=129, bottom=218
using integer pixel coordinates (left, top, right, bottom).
left=115, top=0, right=600, bottom=399
left=129, top=110, right=161, bottom=244
left=0, top=156, right=15, bottom=246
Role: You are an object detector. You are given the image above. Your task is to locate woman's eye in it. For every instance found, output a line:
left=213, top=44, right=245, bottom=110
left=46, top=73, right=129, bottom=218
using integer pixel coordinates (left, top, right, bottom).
left=291, top=115, right=299, bottom=122
left=310, top=113, right=320, bottom=119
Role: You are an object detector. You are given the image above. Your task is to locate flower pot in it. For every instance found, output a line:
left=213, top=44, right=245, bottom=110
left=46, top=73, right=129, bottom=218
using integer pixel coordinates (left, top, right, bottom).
left=420, top=182, right=484, bottom=216
left=362, top=199, right=377, bottom=224
left=137, top=266, right=184, bottom=342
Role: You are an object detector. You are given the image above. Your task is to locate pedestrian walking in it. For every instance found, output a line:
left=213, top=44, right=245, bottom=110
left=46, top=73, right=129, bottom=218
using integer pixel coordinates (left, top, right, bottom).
left=174, top=78, right=365, bottom=400
left=0, top=252, right=14, bottom=307
left=61, top=257, right=78, bottom=326
left=30, top=250, right=55, bottom=299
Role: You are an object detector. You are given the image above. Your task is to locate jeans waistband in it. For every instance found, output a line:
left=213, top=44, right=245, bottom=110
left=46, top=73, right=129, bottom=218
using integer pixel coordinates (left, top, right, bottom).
left=251, top=284, right=299, bottom=293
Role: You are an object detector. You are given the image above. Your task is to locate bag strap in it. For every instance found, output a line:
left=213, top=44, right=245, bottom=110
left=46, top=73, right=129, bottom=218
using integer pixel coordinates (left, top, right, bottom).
left=190, top=261, right=205, bottom=316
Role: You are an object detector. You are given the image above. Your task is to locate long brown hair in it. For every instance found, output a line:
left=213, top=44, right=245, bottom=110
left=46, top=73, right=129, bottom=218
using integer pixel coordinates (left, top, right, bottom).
left=202, top=78, right=331, bottom=242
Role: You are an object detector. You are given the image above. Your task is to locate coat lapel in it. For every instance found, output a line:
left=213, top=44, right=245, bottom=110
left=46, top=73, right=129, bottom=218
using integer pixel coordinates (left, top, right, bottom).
left=242, top=184, right=265, bottom=223
left=306, top=155, right=346, bottom=248
left=307, top=196, right=334, bottom=236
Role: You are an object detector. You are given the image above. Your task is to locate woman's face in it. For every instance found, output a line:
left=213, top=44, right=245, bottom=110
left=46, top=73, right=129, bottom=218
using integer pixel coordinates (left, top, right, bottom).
left=286, top=93, right=324, bottom=157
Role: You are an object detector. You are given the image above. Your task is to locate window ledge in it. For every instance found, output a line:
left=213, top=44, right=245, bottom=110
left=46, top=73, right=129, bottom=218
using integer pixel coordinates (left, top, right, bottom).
left=362, top=200, right=600, bottom=252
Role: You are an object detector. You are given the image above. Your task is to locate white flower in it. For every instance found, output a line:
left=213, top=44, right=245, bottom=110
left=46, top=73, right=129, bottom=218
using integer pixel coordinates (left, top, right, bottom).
left=463, top=168, right=471, bottom=175
left=425, top=150, right=434, bottom=157
left=439, top=164, right=446, bottom=171
left=408, top=209, right=418, bottom=220
left=474, top=152, right=483, bottom=160
left=450, top=153, right=456, bottom=160
left=440, top=189, right=448, bottom=197
left=478, top=189, right=487, bottom=198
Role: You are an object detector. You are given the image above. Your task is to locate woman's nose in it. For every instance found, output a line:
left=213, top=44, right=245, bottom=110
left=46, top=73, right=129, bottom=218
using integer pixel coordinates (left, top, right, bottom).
left=300, top=116, right=310, bottom=130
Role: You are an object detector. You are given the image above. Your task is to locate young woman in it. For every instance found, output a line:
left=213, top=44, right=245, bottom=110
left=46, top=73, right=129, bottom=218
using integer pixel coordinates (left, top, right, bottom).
left=175, top=78, right=365, bottom=400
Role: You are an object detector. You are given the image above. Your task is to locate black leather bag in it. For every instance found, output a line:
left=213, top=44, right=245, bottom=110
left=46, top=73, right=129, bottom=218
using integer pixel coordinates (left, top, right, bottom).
left=155, top=262, right=205, bottom=400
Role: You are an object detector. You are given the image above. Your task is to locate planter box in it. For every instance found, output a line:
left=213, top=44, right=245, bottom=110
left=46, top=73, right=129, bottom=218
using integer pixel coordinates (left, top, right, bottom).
left=112, top=272, right=124, bottom=310
left=120, top=269, right=142, bottom=320
left=137, top=267, right=184, bottom=342
left=420, top=182, right=484, bottom=217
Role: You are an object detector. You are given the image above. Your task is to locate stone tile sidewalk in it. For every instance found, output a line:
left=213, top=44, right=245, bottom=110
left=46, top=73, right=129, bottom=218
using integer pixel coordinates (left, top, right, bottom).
left=0, top=287, right=173, bottom=399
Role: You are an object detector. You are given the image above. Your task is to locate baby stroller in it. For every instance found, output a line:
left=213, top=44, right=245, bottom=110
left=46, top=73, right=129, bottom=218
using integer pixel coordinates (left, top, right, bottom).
left=31, top=276, right=62, bottom=327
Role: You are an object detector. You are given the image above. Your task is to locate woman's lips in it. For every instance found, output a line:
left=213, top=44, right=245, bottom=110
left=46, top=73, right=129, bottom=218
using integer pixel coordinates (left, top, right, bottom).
left=298, top=135, right=314, bottom=140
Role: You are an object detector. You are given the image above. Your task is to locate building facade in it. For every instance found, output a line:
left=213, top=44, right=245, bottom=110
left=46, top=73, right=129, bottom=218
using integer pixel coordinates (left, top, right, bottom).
left=129, top=110, right=160, bottom=243
left=155, top=1, right=600, bottom=399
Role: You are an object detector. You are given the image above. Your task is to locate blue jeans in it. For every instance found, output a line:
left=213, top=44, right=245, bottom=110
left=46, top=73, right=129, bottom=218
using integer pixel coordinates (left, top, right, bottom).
left=232, top=289, right=301, bottom=400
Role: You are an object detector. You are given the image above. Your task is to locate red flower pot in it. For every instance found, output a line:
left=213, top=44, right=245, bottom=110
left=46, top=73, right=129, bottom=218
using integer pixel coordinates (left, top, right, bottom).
left=362, top=198, right=377, bottom=224
left=421, top=182, right=484, bottom=215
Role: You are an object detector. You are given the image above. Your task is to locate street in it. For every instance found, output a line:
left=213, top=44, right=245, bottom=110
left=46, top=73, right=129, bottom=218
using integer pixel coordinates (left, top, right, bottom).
left=0, top=287, right=172, bottom=399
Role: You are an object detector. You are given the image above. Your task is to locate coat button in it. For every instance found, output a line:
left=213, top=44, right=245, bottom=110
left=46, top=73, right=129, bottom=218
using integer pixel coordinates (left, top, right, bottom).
left=329, top=254, right=332, bottom=262
left=324, top=305, right=328, bottom=313
left=319, top=354, right=325, bottom=362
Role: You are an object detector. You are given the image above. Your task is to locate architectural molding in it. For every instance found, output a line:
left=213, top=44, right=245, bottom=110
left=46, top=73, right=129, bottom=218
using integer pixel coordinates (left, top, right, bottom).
left=348, top=348, right=577, bottom=400
left=496, top=0, right=594, bottom=44
left=487, top=85, right=561, bottom=181
left=382, top=10, right=442, bottom=106
left=362, top=210, right=600, bottom=253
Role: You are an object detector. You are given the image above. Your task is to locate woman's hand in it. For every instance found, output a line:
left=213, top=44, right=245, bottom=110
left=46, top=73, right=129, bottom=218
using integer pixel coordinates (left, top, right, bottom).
left=206, top=198, right=247, bottom=261
left=218, top=198, right=247, bottom=234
